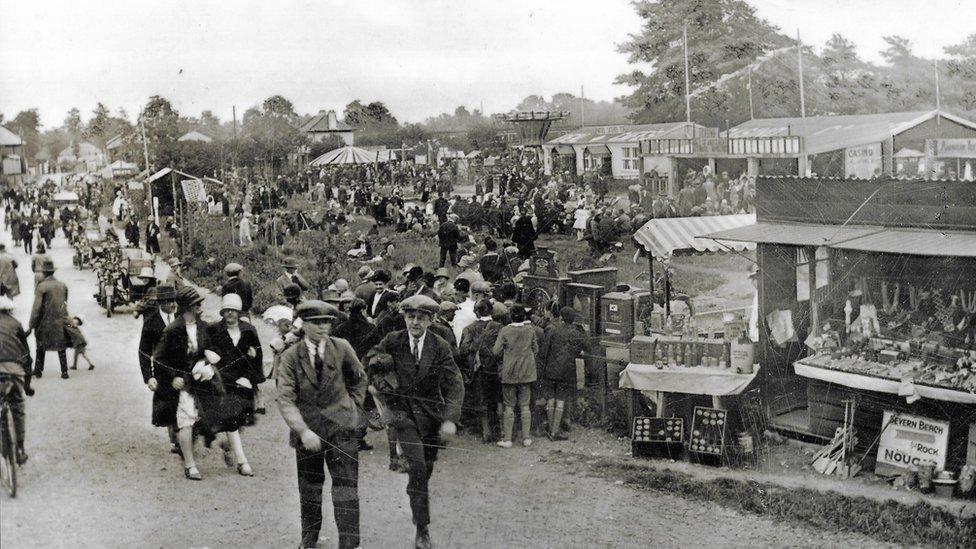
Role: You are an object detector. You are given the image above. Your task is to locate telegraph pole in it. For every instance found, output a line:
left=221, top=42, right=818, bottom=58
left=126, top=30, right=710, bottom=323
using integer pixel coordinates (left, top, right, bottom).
left=683, top=23, right=692, bottom=122
left=797, top=29, right=806, bottom=118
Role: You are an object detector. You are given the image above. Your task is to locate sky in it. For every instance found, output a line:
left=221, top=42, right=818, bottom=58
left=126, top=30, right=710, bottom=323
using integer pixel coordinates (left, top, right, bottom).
left=1, top=0, right=974, bottom=129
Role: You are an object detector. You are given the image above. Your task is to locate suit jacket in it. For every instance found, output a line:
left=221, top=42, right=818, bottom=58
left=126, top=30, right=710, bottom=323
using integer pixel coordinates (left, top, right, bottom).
left=138, top=309, right=167, bottom=384
left=0, top=253, right=20, bottom=297
left=206, top=320, right=264, bottom=388
left=221, top=277, right=254, bottom=314
left=276, top=272, right=310, bottom=293
left=353, top=281, right=376, bottom=305
left=30, top=275, right=69, bottom=350
left=539, top=320, right=587, bottom=382
left=366, top=329, right=464, bottom=436
left=152, top=317, right=214, bottom=395
left=276, top=336, right=367, bottom=447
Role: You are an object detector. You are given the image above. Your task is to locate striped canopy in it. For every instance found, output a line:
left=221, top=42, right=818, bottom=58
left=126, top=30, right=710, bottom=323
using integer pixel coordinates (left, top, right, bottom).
left=634, top=213, right=757, bottom=259
left=310, top=145, right=388, bottom=166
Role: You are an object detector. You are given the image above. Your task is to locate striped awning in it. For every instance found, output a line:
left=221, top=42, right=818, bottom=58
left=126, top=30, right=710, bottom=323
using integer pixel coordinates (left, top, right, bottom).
left=586, top=144, right=611, bottom=156
left=634, top=213, right=757, bottom=259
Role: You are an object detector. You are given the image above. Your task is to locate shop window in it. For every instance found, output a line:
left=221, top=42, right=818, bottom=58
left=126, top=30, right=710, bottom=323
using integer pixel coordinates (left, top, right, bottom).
left=796, top=247, right=830, bottom=301
left=583, top=151, right=603, bottom=171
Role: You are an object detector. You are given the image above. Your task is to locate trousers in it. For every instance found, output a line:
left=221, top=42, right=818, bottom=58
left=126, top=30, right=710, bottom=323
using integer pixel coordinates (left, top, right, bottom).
left=34, top=349, right=67, bottom=375
left=438, top=246, right=457, bottom=268
left=394, top=420, right=441, bottom=526
left=295, top=432, right=360, bottom=549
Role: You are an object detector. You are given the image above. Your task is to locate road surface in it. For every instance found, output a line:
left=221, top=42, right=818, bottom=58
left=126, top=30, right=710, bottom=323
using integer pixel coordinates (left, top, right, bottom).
left=0, top=225, right=891, bottom=548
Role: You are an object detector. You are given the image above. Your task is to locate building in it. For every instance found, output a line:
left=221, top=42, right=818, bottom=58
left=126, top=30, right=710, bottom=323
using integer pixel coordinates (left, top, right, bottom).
left=544, top=122, right=714, bottom=182
left=57, top=141, right=107, bottom=171
left=300, top=110, right=355, bottom=145
left=177, top=130, right=213, bottom=143
left=1, top=125, right=26, bottom=185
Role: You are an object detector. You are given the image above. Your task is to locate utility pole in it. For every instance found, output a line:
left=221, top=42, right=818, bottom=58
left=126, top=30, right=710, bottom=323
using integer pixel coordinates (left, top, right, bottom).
left=934, top=59, right=942, bottom=124
left=748, top=67, right=755, bottom=121
left=683, top=23, right=692, bottom=123
left=580, top=85, right=585, bottom=128
left=140, top=120, right=155, bottom=220
left=232, top=105, right=238, bottom=138
left=797, top=29, right=806, bottom=118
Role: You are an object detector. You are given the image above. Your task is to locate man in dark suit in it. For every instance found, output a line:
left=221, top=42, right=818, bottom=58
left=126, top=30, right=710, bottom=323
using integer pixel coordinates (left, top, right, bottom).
left=277, top=301, right=367, bottom=549
left=436, top=214, right=461, bottom=268
left=366, top=295, right=464, bottom=549
left=368, top=269, right=392, bottom=319
left=29, top=258, right=69, bottom=379
left=138, top=284, right=180, bottom=453
left=276, top=257, right=311, bottom=293
left=353, top=265, right=376, bottom=304
left=220, top=262, right=254, bottom=319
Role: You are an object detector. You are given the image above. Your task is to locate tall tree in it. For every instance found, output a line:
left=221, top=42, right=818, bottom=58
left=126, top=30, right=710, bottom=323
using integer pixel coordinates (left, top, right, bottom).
left=616, top=0, right=791, bottom=125
left=7, top=110, right=40, bottom=158
left=64, top=107, right=83, bottom=142
left=138, top=95, right=182, bottom=169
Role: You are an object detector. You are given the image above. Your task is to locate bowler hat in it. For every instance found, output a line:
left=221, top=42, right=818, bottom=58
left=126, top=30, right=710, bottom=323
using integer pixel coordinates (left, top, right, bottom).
left=155, top=284, right=177, bottom=302
left=282, top=283, right=302, bottom=300
left=177, top=287, right=204, bottom=308
left=39, top=258, right=55, bottom=273
left=282, top=257, right=299, bottom=269
left=371, top=269, right=391, bottom=284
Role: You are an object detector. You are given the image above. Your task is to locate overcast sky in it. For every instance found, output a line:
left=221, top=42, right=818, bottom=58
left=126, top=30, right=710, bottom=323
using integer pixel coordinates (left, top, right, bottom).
left=1, top=0, right=974, bottom=128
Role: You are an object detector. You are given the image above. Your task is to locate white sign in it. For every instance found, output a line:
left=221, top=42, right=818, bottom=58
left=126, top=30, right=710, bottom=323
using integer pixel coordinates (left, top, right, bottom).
left=180, top=178, right=208, bottom=203
left=845, top=143, right=882, bottom=179
left=929, top=138, right=976, bottom=158
left=876, top=411, right=949, bottom=473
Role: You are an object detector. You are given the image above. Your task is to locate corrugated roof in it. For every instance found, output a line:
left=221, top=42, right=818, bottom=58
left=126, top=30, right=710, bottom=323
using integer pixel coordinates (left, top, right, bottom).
left=703, top=222, right=885, bottom=247
left=728, top=110, right=976, bottom=155
left=634, top=213, right=756, bottom=259
left=301, top=111, right=353, bottom=133
left=831, top=228, right=976, bottom=257
left=178, top=130, right=212, bottom=143
left=0, top=126, right=23, bottom=147
left=547, top=122, right=706, bottom=146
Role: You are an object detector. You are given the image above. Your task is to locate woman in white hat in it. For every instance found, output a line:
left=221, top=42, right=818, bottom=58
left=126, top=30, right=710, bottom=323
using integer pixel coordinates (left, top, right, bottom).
left=204, top=293, right=263, bottom=476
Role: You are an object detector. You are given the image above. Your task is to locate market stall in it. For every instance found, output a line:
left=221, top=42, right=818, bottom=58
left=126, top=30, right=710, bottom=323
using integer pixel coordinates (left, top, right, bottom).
left=705, top=176, right=976, bottom=476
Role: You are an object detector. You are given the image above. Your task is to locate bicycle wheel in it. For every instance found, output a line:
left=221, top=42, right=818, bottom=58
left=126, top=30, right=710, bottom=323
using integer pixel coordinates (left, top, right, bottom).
left=0, top=406, right=16, bottom=498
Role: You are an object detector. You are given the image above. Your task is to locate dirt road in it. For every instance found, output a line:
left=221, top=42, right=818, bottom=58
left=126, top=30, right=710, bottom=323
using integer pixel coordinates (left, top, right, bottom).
left=0, top=228, right=891, bottom=548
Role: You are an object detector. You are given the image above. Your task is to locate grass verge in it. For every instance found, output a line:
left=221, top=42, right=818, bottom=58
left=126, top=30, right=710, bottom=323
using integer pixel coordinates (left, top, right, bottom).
left=556, top=453, right=976, bottom=547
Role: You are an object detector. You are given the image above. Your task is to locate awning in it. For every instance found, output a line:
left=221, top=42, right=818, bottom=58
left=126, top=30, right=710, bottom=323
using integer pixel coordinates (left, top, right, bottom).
left=634, top=213, right=757, bottom=259
left=585, top=144, right=611, bottom=156
left=831, top=228, right=976, bottom=258
left=553, top=144, right=575, bottom=155
left=703, top=222, right=884, bottom=247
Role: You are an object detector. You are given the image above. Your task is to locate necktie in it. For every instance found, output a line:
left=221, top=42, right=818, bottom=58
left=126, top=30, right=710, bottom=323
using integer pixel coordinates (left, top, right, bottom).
left=411, top=338, right=420, bottom=363
left=314, top=351, right=324, bottom=380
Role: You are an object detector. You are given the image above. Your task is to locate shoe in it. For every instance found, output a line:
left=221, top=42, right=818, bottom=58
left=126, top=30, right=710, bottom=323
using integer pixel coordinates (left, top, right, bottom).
left=358, top=439, right=374, bottom=451
left=61, top=372, right=69, bottom=379
left=184, top=466, right=202, bottom=481
left=389, top=458, right=409, bottom=473
left=255, top=407, right=266, bottom=415
left=170, top=444, right=183, bottom=457
left=70, top=365, right=78, bottom=370
left=34, top=371, right=42, bottom=379
left=88, top=364, right=95, bottom=371
left=15, top=447, right=28, bottom=465
left=237, top=462, right=254, bottom=477
left=220, top=442, right=234, bottom=467
left=415, top=528, right=432, bottom=549
left=496, top=440, right=512, bottom=448
left=522, top=438, right=533, bottom=447
left=550, top=432, right=569, bottom=441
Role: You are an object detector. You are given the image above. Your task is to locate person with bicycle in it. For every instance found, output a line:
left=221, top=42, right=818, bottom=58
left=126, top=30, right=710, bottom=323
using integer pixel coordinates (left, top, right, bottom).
left=0, top=296, right=33, bottom=465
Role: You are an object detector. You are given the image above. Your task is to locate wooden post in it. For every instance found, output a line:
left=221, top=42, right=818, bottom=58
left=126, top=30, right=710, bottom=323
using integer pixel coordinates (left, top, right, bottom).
left=807, top=245, right=820, bottom=337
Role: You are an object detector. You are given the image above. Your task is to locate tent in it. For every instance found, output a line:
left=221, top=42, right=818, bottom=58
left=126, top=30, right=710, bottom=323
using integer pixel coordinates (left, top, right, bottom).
left=310, top=145, right=389, bottom=166
left=634, top=213, right=757, bottom=259
left=53, top=191, right=80, bottom=203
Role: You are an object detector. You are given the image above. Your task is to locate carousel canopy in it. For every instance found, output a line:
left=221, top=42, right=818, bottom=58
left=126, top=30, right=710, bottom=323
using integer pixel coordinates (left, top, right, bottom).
left=634, top=213, right=757, bottom=259
left=310, top=145, right=388, bottom=166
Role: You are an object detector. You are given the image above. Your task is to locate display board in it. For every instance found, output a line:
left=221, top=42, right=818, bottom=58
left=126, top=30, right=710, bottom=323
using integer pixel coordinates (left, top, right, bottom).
left=844, top=142, right=882, bottom=179
left=180, top=178, right=208, bottom=203
left=632, top=416, right=684, bottom=459
left=875, top=411, right=950, bottom=474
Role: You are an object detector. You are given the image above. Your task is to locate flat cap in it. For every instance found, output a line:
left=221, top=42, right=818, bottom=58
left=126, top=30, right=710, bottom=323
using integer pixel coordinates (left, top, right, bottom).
left=295, top=300, right=339, bottom=321
left=434, top=267, right=451, bottom=280
left=224, top=262, right=244, bottom=275
left=399, top=294, right=439, bottom=316
left=438, top=301, right=458, bottom=313
left=471, top=281, right=492, bottom=293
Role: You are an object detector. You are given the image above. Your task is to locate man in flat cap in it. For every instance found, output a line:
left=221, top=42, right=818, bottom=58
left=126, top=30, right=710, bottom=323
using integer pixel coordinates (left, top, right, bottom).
left=277, top=257, right=310, bottom=293
left=277, top=300, right=367, bottom=549
left=366, top=294, right=464, bottom=549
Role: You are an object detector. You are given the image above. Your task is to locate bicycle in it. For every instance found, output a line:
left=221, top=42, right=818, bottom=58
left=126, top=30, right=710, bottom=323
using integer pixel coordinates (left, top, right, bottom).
left=0, top=374, right=20, bottom=498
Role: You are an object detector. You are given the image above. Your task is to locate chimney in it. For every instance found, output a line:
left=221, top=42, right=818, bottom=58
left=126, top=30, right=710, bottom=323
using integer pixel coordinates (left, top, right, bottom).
left=327, top=110, right=338, bottom=130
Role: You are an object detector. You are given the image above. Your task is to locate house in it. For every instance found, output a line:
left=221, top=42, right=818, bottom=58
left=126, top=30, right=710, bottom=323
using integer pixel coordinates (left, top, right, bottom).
left=178, top=130, right=213, bottom=143
left=57, top=141, right=107, bottom=171
left=544, top=122, right=715, bottom=182
left=300, top=110, right=355, bottom=145
left=1, top=125, right=25, bottom=184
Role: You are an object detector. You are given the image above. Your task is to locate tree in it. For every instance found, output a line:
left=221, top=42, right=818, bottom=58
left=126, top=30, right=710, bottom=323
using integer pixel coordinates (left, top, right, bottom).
left=7, top=109, right=40, bottom=158
left=616, top=0, right=791, bottom=125
left=85, top=102, right=112, bottom=149
left=943, top=34, right=976, bottom=112
left=64, top=108, right=83, bottom=142
left=238, top=95, right=306, bottom=174
left=138, top=95, right=182, bottom=169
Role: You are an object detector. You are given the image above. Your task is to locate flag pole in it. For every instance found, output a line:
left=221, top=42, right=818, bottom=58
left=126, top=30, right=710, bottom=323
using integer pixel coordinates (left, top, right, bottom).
left=797, top=29, right=806, bottom=117
left=934, top=59, right=942, bottom=124
left=748, top=67, right=755, bottom=120
left=683, top=23, right=692, bottom=122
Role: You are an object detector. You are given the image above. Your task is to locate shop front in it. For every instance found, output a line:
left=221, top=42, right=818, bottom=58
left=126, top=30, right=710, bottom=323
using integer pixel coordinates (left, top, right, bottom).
left=706, top=176, right=976, bottom=473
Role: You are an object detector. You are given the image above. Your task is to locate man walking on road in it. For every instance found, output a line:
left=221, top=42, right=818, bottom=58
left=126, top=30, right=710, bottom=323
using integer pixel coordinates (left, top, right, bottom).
left=138, top=284, right=180, bottom=453
left=276, top=301, right=367, bottom=549
left=29, top=258, right=69, bottom=379
left=366, top=295, right=464, bottom=549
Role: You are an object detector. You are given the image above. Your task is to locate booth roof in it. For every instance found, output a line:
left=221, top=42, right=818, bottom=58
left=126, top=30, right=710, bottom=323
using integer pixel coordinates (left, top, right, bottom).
left=634, top=213, right=757, bottom=259
left=310, top=145, right=388, bottom=166
left=704, top=221, right=976, bottom=258
left=728, top=110, right=976, bottom=156
left=546, top=121, right=708, bottom=147
left=0, top=126, right=23, bottom=147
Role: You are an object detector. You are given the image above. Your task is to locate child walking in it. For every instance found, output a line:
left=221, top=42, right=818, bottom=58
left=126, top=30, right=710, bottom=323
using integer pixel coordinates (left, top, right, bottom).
left=492, top=304, right=539, bottom=448
left=65, top=315, right=95, bottom=370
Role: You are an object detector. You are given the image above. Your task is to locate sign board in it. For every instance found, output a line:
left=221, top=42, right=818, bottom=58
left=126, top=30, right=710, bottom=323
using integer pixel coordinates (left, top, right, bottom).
left=875, top=411, right=949, bottom=474
left=844, top=142, right=882, bottom=179
left=180, top=178, right=208, bottom=203
left=127, top=180, right=144, bottom=191
left=928, top=138, right=976, bottom=158
left=415, top=155, right=427, bottom=165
